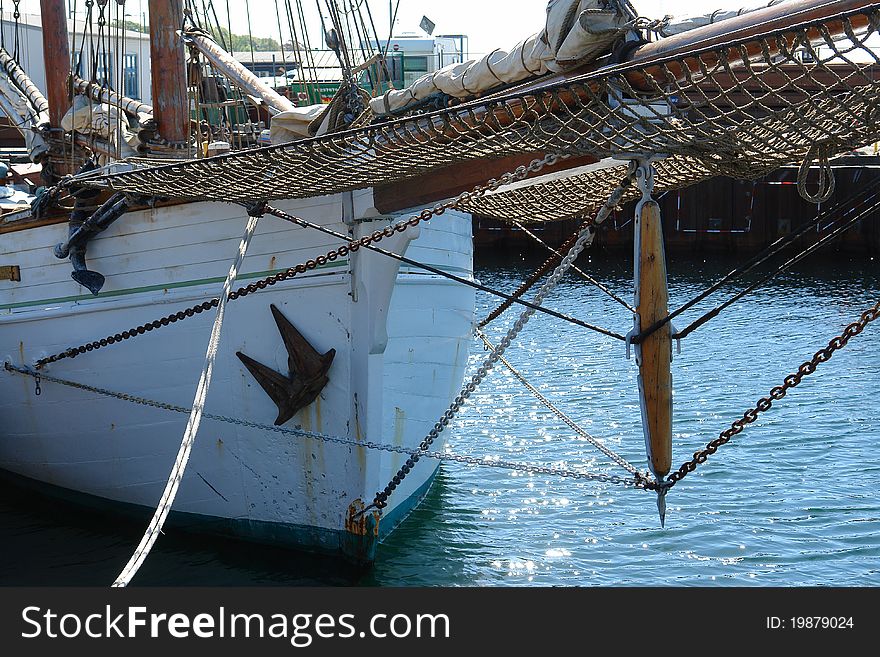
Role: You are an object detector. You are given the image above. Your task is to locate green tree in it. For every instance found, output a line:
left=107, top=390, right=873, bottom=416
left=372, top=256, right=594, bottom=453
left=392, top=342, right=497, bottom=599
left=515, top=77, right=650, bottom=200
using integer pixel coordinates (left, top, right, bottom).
left=110, top=21, right=280, bottom=51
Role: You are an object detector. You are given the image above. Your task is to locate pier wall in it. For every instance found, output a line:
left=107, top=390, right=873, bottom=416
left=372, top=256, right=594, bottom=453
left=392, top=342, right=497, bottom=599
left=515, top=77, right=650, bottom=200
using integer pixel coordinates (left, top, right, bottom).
left=474, top=160, right=880, bottom=258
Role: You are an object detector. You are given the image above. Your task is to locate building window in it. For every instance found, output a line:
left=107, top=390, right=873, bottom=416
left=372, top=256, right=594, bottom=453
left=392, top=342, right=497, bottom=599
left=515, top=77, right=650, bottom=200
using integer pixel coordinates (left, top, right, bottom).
left=402, top=55, right=429, bottom=87
left=123, top=54, right=139, bottom=99
left=94, top=51, right=113, bottom=86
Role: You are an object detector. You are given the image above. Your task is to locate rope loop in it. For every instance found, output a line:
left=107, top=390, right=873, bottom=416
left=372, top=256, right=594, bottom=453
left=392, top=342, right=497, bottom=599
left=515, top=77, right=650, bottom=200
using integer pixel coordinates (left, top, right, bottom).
left=798, top=142, right=837, bottom=204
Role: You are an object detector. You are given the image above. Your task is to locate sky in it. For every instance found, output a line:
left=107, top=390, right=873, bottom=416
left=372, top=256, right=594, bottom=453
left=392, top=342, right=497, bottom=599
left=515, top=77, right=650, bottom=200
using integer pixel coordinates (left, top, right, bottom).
left=9, top=1, right=708, bottom=58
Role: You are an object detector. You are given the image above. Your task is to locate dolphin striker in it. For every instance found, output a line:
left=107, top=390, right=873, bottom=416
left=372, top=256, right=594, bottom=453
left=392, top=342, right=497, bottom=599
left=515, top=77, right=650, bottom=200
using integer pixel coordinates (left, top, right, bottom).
left=628, top=159, right=673, bottom=527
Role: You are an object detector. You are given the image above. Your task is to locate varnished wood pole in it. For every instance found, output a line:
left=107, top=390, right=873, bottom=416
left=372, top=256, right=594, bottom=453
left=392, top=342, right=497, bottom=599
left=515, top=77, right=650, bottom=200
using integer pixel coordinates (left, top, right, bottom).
left=39, top=0, right=71, bottom=128
left=148, top=0, right=189, bottom=143
left=631, top=162, right=672, bottom=524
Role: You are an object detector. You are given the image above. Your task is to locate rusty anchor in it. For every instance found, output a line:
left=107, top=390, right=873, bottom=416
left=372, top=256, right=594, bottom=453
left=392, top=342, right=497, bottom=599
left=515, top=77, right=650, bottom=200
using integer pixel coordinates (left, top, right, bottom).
left=236, top=304, right=335, bottom=425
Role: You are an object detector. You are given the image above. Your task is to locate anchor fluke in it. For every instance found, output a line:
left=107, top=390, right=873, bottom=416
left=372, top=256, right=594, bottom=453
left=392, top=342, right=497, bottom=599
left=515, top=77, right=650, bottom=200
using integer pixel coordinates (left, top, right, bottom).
left=237, top=304, right=335, bottom=425
left=71, top=268, right=106, bottom=295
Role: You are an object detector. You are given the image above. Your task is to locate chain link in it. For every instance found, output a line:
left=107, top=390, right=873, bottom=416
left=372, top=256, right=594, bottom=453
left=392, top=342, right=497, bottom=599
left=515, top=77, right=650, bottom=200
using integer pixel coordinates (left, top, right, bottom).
left=366, top=173, right=637, bottom=512
left=3, top=363, right=644, bottom=489
left=476, top=330, right=645, bottom=479
left=35, top=154, right=564, bottom=370
left=666, top=300, right=880, bottom=487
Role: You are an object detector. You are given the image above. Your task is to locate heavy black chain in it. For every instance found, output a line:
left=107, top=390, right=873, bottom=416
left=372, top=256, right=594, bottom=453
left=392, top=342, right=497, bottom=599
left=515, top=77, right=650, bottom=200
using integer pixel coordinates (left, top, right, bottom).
left=478, top=225, right=583, bottom=328
left=35, top=208, right=420, bottom=369
left=36, top=155, right=563, bottom=369
left=665, top=300, right=880, bottom=488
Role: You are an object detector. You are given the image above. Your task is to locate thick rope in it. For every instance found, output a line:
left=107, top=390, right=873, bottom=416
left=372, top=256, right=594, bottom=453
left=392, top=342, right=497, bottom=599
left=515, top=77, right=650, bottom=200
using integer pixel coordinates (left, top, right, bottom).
left=797, top=142, right=837, bottom=204
left=111, top=214, right=260, bottom=587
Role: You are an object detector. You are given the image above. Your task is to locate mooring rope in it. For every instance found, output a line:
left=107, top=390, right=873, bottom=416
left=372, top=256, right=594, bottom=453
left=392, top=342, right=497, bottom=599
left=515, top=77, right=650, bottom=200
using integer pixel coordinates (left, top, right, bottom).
left=111, top=213, right=260, bottom=587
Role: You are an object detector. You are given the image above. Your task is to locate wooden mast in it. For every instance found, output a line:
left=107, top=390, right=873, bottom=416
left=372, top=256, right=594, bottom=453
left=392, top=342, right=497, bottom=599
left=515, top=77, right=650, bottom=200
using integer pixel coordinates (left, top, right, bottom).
left=39, top=0, right=70, bottom=167
left=148, top=0, right=189, bottom=143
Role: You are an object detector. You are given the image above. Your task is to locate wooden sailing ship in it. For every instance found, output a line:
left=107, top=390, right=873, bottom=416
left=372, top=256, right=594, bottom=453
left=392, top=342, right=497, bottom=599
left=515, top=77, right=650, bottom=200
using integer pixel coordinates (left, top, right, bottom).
left=1, top=0, right=879, bottom=580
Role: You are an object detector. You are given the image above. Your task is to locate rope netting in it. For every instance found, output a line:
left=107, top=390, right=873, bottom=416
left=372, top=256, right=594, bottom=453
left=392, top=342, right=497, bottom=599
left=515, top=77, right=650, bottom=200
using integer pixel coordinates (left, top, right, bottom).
left=73, top=6, right=880, bottom=221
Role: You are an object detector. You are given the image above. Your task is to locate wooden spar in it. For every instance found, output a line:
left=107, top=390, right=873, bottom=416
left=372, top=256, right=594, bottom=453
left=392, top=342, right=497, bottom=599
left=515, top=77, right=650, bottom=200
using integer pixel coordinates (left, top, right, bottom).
left=630, top=164, right=672, bottom=525
left=382, top=0, right=875, bottom=151
left=634, top=200, right=672, bottom=479
left=373, top=152, right=599, bottom=214
left=183, top=30, right=295, bottom=115
left=149, top=0, right=189, bottom=143
left=38, top=0, right=70, bottom=128
left=371, top=1, right=876, bottom=212
left=72, top=76, right=154, bottom=118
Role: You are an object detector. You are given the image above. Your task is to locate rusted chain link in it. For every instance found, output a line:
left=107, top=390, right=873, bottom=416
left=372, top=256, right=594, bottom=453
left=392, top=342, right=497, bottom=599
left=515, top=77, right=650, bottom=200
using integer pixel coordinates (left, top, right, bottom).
left=666, top=300, right=880, bottom=488
left=478, top=225, right=583, bottom=328
left=35, top=154, right=565, bottom=370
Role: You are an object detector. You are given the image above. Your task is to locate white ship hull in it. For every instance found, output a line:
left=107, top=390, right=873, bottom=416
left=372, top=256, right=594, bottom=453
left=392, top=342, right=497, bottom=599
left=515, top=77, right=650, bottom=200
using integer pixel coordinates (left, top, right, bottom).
left=0, top=190, right=474, bottom=563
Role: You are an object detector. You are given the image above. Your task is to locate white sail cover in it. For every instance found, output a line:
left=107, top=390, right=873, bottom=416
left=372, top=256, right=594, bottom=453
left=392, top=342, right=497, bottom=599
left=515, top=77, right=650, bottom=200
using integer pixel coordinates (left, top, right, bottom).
left=660, top=0, right=793, bottom=36
left=61, top=95, right=140, bottom=161
left=0, top=76, right=50, bottom=163
left=370, top=0, right=636, bottom=116
left=368, top=0, right=800, bottom=117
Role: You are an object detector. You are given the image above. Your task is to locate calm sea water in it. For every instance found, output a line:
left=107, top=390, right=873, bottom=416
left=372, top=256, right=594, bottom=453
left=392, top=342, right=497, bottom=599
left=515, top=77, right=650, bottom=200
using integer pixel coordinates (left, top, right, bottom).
left=1, top=251, right=879, bottom=587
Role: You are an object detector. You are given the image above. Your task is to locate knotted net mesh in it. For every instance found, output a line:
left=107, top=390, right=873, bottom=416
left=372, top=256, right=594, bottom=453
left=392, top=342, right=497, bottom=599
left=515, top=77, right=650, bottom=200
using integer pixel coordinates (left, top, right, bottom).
left=77, top=5, right=880, bottom=224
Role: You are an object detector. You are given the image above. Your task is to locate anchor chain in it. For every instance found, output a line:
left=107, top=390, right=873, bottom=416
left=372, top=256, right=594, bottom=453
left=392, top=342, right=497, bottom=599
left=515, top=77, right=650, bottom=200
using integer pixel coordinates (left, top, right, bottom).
left=477, top=330, right=645, bottom=479
left=2, top=363, right=646, bottom=489
left=365, top=173, right=637, bottom=513
left=666, top=299, right=880, bottom=487
left=35, top=154, right=564, bottom=369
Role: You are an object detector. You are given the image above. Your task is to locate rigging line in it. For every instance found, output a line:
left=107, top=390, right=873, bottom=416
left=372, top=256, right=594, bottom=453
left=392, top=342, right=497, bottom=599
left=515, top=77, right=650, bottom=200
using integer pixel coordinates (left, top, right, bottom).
left=326, top=0, right=353, bottom=72
left=362, top=176, right=639, bottom=514
left=381, top=0, right=400, bottom=68
left=338, top=0, right=359, bottom=66
left=476, top=330, right=642, bottom=476
left=244, top=0, right=255, bottom=71
left=282, top=0, right=306, bottom=98
left=225, top=0, right=232, bottom=60
left=117, top=0, right=125, bottom=161
left=479, top=224, right=582, bottom=329
left=294, top=0, right=319, bottom=94
left=513, top=220, right=636, bottom=314
left=1, top=363, right=645, bottom=489
left=361, top=0, right=391, bottom=86
left=206, top=0, right=228, bottom=51
left=675, top=196, right=880, bottom=341
left=355, top=0, right=380, bottom=91
left=112, top=213, right=261, bottom=588
left=348, top=0, right=373, bottom=84
left=274, top=0, right=289, bottom=79
left=351, top=0, right=372, bottom=63
left=263, top=205, right=626, bottom=341
left=283, top=0, right=305, bottom=96
left=633, top=175, right=880, bottom=344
